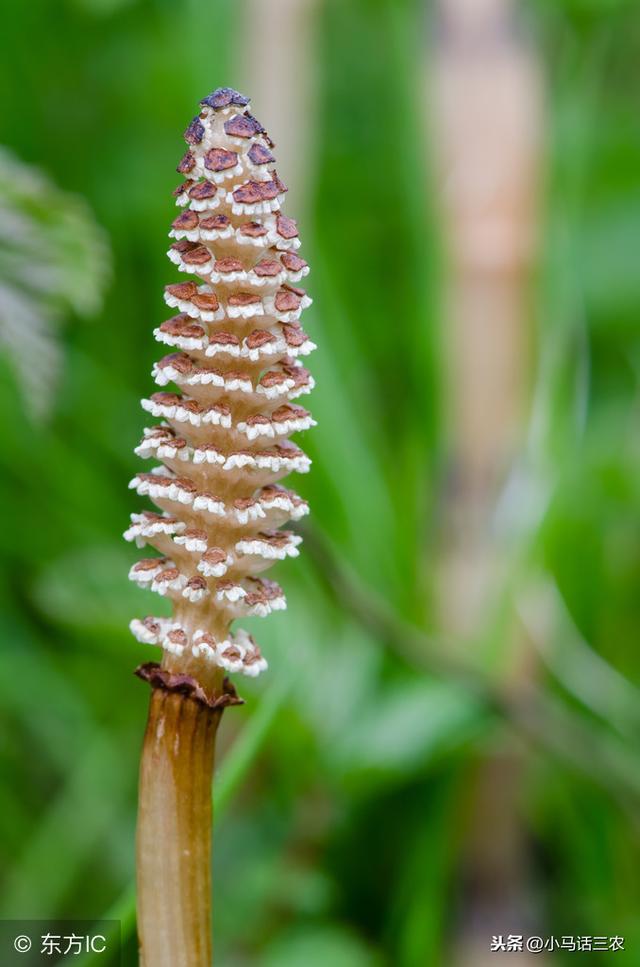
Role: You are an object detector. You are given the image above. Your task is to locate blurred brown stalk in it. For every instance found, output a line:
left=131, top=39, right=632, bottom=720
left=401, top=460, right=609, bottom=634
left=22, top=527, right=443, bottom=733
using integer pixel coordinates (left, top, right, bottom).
left=240, top=0, right=320, bottom=211
left=431, top=0, right=545, bottom=962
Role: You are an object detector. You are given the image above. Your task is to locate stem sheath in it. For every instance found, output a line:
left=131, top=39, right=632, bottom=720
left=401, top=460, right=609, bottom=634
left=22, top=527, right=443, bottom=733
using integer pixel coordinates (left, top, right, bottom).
left=137, top=685, right=222, bottom=967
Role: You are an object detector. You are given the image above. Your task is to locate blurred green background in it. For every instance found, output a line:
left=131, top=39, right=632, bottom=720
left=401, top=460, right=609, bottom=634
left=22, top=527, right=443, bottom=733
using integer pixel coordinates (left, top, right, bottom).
left=1, top=0, right=639, bottom=964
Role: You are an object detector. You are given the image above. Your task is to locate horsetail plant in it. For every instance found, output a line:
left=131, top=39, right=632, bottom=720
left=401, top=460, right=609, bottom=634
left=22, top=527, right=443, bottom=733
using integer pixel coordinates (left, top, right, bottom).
left=124, top=87, right=314, bottom=966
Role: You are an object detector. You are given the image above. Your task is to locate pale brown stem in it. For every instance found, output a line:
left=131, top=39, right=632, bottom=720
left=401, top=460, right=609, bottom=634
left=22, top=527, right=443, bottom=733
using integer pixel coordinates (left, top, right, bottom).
left=240, top=0, right=319, bottom=209
left=136, top=685, right=222, bottom=967
left=430, top=2, right=544, bottom=963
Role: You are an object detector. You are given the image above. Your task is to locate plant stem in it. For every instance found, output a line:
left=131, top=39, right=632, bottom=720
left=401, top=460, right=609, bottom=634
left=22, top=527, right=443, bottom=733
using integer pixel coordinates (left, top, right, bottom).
left=136, top=683, right=222, bottom=967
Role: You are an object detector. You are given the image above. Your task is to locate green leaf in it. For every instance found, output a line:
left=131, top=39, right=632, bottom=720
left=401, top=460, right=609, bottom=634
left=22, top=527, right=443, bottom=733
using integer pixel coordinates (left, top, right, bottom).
left=0, top=148, right=110, bottom=418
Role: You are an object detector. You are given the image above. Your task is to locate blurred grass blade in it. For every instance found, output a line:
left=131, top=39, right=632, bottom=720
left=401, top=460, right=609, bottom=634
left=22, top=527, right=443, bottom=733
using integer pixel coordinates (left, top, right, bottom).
left=519, top=579, right=640, bottom=738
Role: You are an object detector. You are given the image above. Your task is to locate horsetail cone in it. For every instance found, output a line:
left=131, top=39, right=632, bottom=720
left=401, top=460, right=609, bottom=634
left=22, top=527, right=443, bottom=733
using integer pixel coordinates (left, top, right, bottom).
left=126, top=87, right=315, bottom=699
